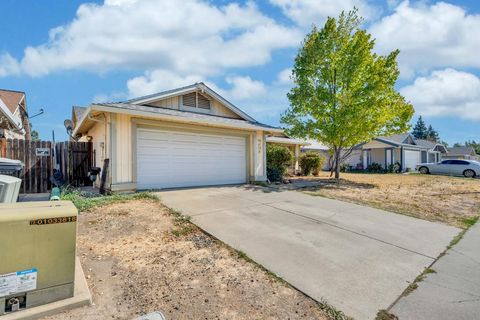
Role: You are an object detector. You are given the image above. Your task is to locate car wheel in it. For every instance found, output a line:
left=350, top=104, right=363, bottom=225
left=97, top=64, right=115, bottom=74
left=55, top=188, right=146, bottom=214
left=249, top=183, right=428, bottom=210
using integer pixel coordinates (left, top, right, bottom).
left=419, top=166, right=429, bottom=174
left=463, top=169, right=476, bottom=178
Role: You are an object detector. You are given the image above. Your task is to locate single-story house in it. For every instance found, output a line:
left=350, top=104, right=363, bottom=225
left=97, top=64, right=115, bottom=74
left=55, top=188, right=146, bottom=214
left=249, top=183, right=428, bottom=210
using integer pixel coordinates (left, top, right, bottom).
left=0, top=89, right=31, bottom=140
left=355, top=133, right=447, bottom=172
left=443, top=146, right=479, bottom=161
left=71, top=83, right=308, bottom=191
left=301, top=141, right=363, bottom=171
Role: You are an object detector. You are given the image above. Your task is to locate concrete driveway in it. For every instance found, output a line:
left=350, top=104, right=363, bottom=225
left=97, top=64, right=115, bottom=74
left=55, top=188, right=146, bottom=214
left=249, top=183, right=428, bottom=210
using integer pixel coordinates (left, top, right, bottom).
left=159, top=185, right=459, bottom=319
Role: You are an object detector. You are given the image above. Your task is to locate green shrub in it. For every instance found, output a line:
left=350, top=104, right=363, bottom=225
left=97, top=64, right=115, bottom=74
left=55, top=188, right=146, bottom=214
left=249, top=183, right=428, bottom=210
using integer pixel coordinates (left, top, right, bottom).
left=266, top=144, right=293, bottom=181
left=386, top=161, right=401, bottom=173
left=299, top=152, right=325, bottom=176
left=367, top=162, right=384, bottom=173
left=339, top=163, right=350, bottom=172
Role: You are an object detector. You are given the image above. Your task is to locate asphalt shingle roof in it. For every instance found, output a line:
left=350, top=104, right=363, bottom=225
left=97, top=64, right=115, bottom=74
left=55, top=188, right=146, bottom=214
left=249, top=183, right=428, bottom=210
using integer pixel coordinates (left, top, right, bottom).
left=0, top=89, right=24, bottom=114
left=447, top=146, right=475, bottom=155
left=414, top=139, right=436, bottom=149
left=377, top=133, right=411, bottom=144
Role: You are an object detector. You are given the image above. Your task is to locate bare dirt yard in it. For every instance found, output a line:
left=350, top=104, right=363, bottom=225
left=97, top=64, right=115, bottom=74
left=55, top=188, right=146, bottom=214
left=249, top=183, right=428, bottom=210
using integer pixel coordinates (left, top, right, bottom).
left=44, top=198, right=328, bottom=320
left=298, top=172, right=480, bottom=229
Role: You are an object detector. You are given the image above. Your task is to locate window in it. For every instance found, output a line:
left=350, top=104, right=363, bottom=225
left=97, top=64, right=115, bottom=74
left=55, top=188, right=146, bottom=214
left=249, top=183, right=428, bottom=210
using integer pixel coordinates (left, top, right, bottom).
left=441, top=160, right=453, bottom=164
left=182, top=91, right=211, bottom=109
left=451, top=160, right=469, bottom=165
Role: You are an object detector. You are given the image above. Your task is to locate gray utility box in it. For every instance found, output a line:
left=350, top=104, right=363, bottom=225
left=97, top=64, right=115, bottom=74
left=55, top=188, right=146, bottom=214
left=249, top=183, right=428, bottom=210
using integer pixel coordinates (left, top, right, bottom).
left=0, top=159, right=23, bottom=178
left=0, top=201, right=77, bottom=315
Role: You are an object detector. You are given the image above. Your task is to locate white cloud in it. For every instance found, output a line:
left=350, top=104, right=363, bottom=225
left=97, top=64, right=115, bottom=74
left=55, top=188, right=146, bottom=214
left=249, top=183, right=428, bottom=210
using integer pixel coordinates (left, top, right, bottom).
left=3, top=0, right=301, bottom=77
left=400, top=68, right=480, bottom=121
left=127, top=71, right=266, bottom=101
left=269, top=0, right=379, bottom=27
left=92, top=91, right=128, bottom=103
left=369, top=1, right=480, bottom=78
left=0, top=53, right=20, bottom=77
left=225, top=76, right=267, bottom=100
left=275, top=68, right=292, bottom=85
left=127, top=70, right=204, bottom=98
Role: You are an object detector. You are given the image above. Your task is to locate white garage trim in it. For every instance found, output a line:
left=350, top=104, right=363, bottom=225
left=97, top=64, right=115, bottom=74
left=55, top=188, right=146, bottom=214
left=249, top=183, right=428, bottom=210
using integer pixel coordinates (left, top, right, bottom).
left=134, top=121, right=249, bottom=189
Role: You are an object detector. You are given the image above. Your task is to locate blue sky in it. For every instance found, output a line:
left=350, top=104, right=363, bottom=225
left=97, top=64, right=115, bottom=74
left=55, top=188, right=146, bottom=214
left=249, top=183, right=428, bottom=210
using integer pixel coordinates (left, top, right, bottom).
left=0, top=0, right=479, bottom=144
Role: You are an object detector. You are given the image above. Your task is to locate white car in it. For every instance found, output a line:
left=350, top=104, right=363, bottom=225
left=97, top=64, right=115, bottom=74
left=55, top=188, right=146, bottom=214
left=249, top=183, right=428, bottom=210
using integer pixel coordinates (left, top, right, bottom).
left=416, top=160, right=480, bottom=178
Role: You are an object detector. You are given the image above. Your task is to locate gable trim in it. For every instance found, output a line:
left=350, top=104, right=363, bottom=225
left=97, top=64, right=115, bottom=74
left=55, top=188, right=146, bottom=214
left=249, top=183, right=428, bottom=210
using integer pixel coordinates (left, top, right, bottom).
left=126, top=83, right=256, bottom=122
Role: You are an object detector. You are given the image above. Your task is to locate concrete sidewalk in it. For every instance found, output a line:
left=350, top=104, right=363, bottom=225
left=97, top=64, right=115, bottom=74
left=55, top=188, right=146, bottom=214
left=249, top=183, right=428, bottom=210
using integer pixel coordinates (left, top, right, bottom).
left=159, top=185, right=459, bottom=319
left=391, top=221, right=480, bottom=320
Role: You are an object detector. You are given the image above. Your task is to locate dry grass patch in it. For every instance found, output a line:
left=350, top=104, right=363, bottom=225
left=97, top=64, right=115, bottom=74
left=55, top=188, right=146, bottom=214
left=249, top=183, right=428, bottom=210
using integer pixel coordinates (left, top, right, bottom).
left=44, top=198, right=328, bottom=320
left=299, top=172, right=480, bottom=228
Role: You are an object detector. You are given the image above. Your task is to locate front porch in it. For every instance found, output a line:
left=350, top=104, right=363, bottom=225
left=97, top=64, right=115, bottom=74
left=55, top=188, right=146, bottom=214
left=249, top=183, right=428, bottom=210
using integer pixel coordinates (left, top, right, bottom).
left=266, top=136, right=309, bottom=175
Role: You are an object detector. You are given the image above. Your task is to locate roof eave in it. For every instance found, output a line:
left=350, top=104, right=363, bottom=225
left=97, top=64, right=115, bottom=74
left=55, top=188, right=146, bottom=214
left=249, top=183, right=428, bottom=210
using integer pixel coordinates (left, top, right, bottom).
left=0, top=99, right=22, bottom=131
left=74, top=104, right=283, bottom=135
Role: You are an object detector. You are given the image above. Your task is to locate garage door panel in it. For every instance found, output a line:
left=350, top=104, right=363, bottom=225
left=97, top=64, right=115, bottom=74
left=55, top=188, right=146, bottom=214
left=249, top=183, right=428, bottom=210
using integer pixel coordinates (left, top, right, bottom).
left=137, top=128, right=247, bottom=189
left=404, top=150, right=421, bottom=170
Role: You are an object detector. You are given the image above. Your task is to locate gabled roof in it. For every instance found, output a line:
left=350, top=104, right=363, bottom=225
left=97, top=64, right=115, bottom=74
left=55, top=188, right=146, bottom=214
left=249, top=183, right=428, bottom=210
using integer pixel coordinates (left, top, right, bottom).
left=447, top=146, right=476, bottom=156
left=0, top=96, right=22, bottom=130
left=72, top=106, right=87, bottom=124
left=414, top=139, right=435, bottom=149
left=414, top=139, right=447, bottom=153
left=126, top=82, right=255, bottom=122
left=0, top=89, right=25, bottom=114
left=376, top=133, right=416, bottom=145
left=73, top=102, right=282, bottom=136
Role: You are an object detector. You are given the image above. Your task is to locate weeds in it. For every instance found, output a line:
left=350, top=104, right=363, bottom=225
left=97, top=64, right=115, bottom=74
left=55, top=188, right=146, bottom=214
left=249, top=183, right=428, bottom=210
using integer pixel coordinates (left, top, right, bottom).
left=60, top=188, right=159, bottom=212
left=318, top=298, right=352, bottom=320
left=401, top=267, right=437, bottom=297
left=167, top=208, right=196, bottom=237
left=375, top=309, right=398, bottom=320
left=461, top=216, right=479, bottom=228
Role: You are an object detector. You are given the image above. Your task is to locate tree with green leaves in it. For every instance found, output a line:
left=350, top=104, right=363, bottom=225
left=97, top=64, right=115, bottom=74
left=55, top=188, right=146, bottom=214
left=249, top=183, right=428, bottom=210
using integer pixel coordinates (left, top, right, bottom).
left=281, top=10, right=413, bottom=179
left=412, top=116, right=427, bottom=139
left=426, top=125, right=439, bottom=142
left=465, top=140, right=480, bottom=154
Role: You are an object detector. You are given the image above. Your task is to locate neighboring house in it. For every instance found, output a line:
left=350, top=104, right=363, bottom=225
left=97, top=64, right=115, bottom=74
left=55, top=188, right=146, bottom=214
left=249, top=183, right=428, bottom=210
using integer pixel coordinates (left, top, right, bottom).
left=265, top=136, right=309, bottom=174
left=444, top=146, right=480, bottom=161
left=354, top=133, right=447, bottom=172
left=0, top=89, right=31, bottom=140
left=302, top=141, right=363, bottom=171
left=71, top=83, right=285, bottom=191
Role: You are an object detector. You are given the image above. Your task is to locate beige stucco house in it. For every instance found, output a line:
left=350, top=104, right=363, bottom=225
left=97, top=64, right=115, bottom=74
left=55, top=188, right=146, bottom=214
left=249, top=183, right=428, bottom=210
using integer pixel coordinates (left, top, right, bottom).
left=71, top=83, right=305, bottom=191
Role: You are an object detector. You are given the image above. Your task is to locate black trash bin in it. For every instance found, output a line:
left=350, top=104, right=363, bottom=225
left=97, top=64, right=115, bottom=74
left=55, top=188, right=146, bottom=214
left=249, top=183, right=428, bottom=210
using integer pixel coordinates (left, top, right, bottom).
left=0, top=158, right=23, bottom=178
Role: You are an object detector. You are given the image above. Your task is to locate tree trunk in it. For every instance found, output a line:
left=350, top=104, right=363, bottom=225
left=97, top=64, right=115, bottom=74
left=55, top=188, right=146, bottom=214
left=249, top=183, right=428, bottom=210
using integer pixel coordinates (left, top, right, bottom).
left=334, top=148, right=340, bottom=180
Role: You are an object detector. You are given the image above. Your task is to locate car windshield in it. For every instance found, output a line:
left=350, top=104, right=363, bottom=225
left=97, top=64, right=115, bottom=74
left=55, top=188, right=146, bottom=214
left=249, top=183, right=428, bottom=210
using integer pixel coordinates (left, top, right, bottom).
left=470, top=160, right=480, bottom=165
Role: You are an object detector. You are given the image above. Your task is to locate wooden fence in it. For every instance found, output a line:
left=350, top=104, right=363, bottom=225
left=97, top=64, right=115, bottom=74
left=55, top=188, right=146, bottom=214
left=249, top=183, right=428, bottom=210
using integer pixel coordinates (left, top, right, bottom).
left=55, top=141, right=93, bottom=188
left=0, top=138, right=93, bottom=193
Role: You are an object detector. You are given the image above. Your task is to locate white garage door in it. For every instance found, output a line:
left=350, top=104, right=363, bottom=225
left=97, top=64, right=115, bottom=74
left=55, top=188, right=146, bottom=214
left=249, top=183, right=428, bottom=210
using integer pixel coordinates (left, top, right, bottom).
left=404, top=150, right=421, bottom=171
left=137, top=127, right=247, bottom=189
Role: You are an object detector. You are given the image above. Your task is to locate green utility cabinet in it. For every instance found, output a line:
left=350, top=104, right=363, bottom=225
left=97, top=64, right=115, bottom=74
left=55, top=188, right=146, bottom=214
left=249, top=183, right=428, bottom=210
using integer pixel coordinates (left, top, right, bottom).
left=0, top=201, right=77, bottom=315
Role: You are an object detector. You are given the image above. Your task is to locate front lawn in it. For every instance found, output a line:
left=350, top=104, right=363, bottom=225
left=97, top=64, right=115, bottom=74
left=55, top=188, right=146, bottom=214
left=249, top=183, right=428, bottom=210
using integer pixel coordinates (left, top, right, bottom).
left=47, top=192, right=329, bottom=320
left=298, top=172, right=480, bottom=229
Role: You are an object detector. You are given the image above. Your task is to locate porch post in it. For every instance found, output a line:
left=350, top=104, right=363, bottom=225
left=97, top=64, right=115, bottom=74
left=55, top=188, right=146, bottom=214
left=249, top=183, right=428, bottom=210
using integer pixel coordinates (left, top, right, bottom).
left=400, top=147, right=405, bottom=172
left=363, top=150, right=368, bottom=169
left=294, top=144, right=300, bottom=173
